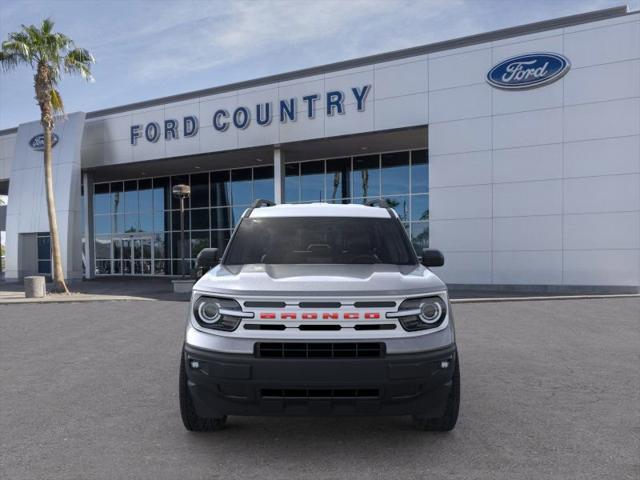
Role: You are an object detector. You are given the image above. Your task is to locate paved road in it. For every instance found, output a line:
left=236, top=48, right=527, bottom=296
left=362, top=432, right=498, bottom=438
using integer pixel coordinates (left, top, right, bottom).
left=1, top=298, right=638, bottom=480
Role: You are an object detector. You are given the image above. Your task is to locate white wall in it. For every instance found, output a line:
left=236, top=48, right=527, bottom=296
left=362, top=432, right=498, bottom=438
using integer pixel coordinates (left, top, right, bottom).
left=428, top=13, right=640, bottom=288
left=80, top=57, right=429, bottom=168
left=5, top=113, right=85, bottom=280
left=0, top=133, right=16, bottom=181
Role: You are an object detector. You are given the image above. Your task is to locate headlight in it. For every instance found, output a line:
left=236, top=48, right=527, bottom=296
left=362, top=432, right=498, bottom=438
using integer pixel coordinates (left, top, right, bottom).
left=193, top=296, right=243, bottom=331
left=394, top=296, right=447, bottom=331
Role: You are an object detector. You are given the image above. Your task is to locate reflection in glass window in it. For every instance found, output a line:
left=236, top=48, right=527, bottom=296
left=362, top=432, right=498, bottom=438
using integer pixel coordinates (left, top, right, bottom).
left=190, top=231, right=209, bottom=257
left=111, top=182, right=123, bottom=215
left=411, top=149, right=428, bottom=192
left=139, top=212, right=153, bottom=232
left=411, top=221, right=429, bottom=253
left=352, top=155, right=380, bottom=200
left=94, top=183, right=110, bottom=214
left=253, top=166, right=274, bottom=201
left=326, top=158, right=350, bottom=202
left=95, top=237, right=111, bottom=259
left=284, top=163, right=299, bottom=203
left=191, top=208, right=209, bottom=230
left=231, top=205, right=248, bottom=226
left=124, top=213, right=139, bottom=233
left=211, top=207, right=231, bottom=230
left=381, top=152, right=409, bottom=195
left=385, top=196, right=409, bottom=221
left=211, top=171, right=230, bottom=207
left=231, top=168, right=252, bottom=205
left=153, top=233, right=167, bottom=258
left=301, top=161, right=324, bottom=202
left=124, top=180, right=138, bottom=213
left=153, top=177, right=170, bottom=211
left=153, top=212, right=168, bottom=232
left=190, top=173, right=209, bottom=208
left=94, top=215, right=110, bottom=235
left=138, top=179, right=153, bottom=212
left=211, top=230, right=231, bottom=251
left=411, top=194, right=429, bottom=221
left=171, top=210, right=190, bottom=231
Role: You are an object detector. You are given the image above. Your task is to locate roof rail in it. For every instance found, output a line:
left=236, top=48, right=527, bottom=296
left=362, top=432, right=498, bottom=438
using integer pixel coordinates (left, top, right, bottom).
left=243, top=199, right=276, bottom=219
left=365, top=198, right=390, bottom=208
left=251, top=199, right=276, bottom=208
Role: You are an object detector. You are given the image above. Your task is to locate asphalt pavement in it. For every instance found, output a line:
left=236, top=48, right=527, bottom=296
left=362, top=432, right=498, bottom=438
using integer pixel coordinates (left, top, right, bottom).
left=1, top=297, right=638, bottom=480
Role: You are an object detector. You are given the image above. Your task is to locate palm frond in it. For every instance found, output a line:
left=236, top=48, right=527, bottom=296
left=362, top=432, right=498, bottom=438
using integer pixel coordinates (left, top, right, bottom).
left=64, top=47, right=94, bottom=81
left=50, top=88, right=64, bottom=113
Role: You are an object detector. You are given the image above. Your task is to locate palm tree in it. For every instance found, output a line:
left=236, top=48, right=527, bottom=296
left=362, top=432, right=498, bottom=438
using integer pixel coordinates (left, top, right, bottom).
left=0, top=18, right=94, bottom=293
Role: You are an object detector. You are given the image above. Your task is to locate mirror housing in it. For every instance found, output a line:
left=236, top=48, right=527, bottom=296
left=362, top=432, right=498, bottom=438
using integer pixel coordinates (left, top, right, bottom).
left=195, top=248, right=220, bottom=278
left=421, top=248, right=445, bottom=267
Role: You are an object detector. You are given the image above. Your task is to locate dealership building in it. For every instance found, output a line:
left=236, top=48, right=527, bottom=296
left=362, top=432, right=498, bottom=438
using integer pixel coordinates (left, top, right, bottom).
left=0, top=6, right=638, bottom=292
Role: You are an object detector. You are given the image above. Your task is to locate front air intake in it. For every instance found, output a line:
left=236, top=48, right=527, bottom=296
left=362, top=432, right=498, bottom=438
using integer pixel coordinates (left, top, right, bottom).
left=255, top=342, right=385, bottom=359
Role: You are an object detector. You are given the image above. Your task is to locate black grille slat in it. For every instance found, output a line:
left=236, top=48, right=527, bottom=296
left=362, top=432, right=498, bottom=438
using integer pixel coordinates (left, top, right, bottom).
left=244, top=301, right=286, bottom=308
left=353, top=301, right=396, bottom=308
left=298, top=302, right=342, bottom=308
left=256, top=342, right=384, bottom=359
left=260, top=388, right=380, bottom=399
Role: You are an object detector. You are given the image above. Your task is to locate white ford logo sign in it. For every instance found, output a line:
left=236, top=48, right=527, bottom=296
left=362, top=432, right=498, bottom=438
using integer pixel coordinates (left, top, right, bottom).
left=487, top=53, right=570, bottom=90
left=29, top=133, right=59, bottom=151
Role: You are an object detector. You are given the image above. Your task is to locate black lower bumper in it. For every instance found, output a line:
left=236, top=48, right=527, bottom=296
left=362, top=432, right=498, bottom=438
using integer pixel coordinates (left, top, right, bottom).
left=183, top=343, right=457, bottom=417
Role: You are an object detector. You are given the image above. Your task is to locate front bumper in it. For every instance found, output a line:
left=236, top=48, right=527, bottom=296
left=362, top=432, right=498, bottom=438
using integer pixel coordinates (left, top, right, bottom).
left=183, top=343, right=457, bottom=417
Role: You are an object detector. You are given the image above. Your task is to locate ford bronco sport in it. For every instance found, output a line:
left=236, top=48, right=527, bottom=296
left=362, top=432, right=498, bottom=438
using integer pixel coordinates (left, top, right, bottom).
left=179, top=200, right=460, bottom=431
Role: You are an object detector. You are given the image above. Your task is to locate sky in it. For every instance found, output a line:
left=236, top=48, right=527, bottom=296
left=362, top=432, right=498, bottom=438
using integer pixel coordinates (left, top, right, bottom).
left=0, top=0, right=637, bottom=130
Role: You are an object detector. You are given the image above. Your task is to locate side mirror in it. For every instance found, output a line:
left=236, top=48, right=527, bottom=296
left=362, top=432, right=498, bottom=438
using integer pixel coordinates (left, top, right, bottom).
left=421, top=248, right=444, bottom=267
left=195, top=248, right=220, bottom=278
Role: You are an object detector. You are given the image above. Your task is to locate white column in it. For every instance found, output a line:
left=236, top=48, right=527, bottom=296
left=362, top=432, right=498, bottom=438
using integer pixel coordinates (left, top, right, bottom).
left=273, top=147, right=286, bottom=204
left=83, top=172, right=95, bottom=279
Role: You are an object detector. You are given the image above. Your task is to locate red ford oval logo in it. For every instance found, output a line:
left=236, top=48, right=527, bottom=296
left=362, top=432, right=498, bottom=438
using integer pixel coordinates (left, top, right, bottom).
left=487, top=53, right=570, bottom=90
left=29, top=133, right=59, bottom=151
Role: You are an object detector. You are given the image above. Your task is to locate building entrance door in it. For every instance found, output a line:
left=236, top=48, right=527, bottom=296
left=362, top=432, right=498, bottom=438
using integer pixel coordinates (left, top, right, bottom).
left=113, top=236, right=153, bottom=275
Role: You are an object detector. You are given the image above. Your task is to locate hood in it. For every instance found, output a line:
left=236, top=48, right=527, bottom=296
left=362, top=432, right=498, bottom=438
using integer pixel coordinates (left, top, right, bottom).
left=193, top=264, right=446, bottom=297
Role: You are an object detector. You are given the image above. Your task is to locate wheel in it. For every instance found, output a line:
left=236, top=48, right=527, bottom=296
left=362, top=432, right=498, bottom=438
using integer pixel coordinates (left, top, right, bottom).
left=179, top=353, right=227, bottom=432
left=412, top=355, right=460, bottom=432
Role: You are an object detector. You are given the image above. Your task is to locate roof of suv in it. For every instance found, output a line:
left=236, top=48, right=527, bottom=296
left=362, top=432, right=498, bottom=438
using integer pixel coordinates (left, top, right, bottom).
left=249, top=203, right=394, bottom=219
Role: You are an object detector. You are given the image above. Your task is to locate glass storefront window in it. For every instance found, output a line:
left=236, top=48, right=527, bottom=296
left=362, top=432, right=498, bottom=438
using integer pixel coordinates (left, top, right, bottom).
left=153, top=177, right=170, bottom=211
left=211, top=171, right=230, bottom=208
left=301, top=160, right=324, bottom=202
left=411, top=194, right=429, bottom=221
left=325, top=158, right=350, bottom=202
left=190, top=173, right=209, bottom=208
left=284, top=163, right=300, bottom=203
left=253, top=166, right=274, bottom=201
left=190, top=231, right=209, bottom=257
left=385, top=195, right=409, bottom=221
left=94, top=183, right=110, bottom=214
left=92, top=148, right=429, bottom=275
left=411, top=149, right=428, bottom=192
left=191, top=208, right=209, bottom=230
left=138, top=179, right=153, bottom=212
left=381, top=152, right=410, bottom=195
left=352, top=155, right=380, bottom=200
left=231, top=168, right=252, bottom=206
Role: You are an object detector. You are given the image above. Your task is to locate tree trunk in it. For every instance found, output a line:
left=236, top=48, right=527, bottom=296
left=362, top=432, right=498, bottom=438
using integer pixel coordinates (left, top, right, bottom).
left=43, top=122, right=69, bottom=293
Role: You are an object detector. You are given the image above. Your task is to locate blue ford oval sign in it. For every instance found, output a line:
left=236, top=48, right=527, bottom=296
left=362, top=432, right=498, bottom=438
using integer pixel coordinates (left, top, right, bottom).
left=29, top=133, right=59, bottom=151
left=487, top=53, right=570, bottom=90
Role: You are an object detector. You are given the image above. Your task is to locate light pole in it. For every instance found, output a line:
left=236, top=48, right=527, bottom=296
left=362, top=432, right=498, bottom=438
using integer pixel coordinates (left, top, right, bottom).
left=172, top=184, right=191, bottom=278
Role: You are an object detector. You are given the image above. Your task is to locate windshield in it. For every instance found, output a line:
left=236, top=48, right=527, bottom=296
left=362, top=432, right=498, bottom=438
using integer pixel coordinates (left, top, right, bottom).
left=223, top=217, right=417, bottom=265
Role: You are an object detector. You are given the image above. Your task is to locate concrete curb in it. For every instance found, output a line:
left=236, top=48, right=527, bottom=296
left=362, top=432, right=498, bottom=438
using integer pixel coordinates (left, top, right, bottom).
left=0, top=295, right=156, bottom=304
left=1, top=292, right=638, bottom=306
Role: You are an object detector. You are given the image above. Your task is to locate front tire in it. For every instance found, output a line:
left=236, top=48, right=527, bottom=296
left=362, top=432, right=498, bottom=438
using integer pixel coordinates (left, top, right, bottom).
left=412, top=355, right=460, bottom=432
left=179, top=352, right=227, bottom=432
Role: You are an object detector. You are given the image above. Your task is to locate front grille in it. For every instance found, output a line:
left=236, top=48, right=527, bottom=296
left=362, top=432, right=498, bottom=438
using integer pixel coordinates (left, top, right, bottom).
left=261, top=388, right=380, bottom=399
left=256, top=342, right=385, bottom=359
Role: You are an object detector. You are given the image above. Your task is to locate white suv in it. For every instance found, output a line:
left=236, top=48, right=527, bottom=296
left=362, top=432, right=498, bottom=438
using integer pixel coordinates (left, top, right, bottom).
left=179, top=200, right=459, bottom=431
